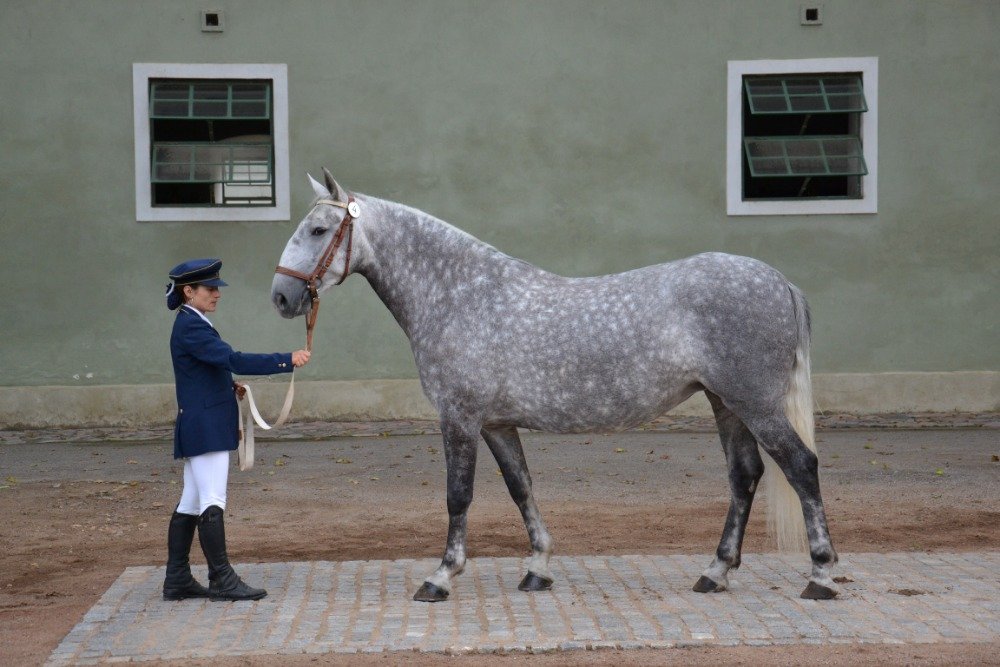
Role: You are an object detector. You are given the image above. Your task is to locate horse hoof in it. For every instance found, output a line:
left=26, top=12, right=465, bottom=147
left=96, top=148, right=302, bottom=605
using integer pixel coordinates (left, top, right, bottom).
left=413, top=582, right=449, bottom=602
left=801, top=581, right=839, bottom=600
left=518, top=572, right=554, bottom=592
left=692, top=575, right=724, bottom=593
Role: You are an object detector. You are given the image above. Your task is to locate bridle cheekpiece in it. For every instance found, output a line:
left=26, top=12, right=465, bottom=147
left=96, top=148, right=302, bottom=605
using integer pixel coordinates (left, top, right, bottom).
left=274, top=195, right=358, bottom=350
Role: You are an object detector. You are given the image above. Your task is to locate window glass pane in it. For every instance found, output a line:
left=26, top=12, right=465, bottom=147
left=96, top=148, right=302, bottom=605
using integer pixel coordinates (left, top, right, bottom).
left=192, top=83, right=229, bottom=117
left=827, top=157, right=864, bottom=174
left=229, top=144, right=270, bottom=161
left=192, top=83, right=229, bottom=100
left=745, top=78, right=785, bottom=95
left=231, top=101, right=268, bottom=118
left=232, top=83, right=267, bottom=100
left=150, top=80, right=271, bottom=119
left=154, top=144, right=184, bottom=162
left=151, top=83, right=189, bottom=117
left=745, top=74, right=866, bottom=115
left=847, top=157, right=866, bottom=175
left=784, top=140, right=821, bottom=157
left=191, top=100, right=229, bottom=117
left=231, top=84, right=269, bottom=118
left=788, top=157, right=826, bottom=175
left=821, top=137, right=861, bottom=156
left=192, top=144, right=218, bottom=164
left=153, top=83, right=189, bottom=99
left=753, top=97, right=790, bottom=113
left=228, top=161, right=272, bottom=183
left=152, top=142, right=273, bottom=184
left=153, top=100, right=189, bottom=117
left=785, top=78, right=821, bottom=95
left=153, top=145, right=191, bottom=181
left=827, top=93, right=866, bottom=111
left=788, top=95, right=827, bottom=112
left=750, top=158, right=788, bottom=175
left=745, top=139, right=785, bottom=158
left=744, top=136, right=867, bottom=177
left=823, top=77, right=861, bottom=94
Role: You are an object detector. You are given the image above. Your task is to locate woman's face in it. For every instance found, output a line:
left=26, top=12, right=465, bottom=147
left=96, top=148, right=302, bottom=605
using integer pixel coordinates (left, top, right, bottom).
left=185, top=285, right=221, bottom=313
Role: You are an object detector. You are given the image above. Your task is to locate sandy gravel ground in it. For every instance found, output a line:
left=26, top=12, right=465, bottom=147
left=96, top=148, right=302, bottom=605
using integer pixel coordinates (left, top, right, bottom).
left=1, top=418, right=998, bottom=665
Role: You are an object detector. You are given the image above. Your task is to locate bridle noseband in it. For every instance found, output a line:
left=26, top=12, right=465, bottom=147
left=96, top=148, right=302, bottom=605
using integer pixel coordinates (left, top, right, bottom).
left=274, top=196, right=358, bottom=350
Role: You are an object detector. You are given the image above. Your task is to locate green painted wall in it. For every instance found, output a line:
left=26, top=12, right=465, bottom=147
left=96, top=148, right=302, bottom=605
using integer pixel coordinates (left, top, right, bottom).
left=1, top=0, right=997, bottom=389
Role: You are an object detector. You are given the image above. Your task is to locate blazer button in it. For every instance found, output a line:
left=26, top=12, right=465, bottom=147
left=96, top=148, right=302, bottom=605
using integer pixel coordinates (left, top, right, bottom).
left=179, top=409, right=184, bottom=414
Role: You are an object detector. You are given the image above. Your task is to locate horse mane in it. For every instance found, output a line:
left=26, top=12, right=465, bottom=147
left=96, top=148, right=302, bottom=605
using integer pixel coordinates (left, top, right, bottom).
left=362, top=195, right=544, bottom=277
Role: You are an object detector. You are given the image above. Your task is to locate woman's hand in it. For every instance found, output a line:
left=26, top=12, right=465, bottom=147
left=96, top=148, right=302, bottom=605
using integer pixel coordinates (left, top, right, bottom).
left=291, top=350, right=311, bottom=367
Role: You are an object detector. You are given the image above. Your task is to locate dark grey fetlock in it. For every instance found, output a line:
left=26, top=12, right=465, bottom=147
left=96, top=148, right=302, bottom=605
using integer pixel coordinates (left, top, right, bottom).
left=197, top=505, right=266, bottom=601
left=163, top=510, right=210, bottom=601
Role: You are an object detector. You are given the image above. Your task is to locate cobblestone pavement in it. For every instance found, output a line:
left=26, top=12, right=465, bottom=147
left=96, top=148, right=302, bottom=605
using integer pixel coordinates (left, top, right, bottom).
left=4, top=411, right=998, bottom=447
left=48, top=551, right=1000, bottom=664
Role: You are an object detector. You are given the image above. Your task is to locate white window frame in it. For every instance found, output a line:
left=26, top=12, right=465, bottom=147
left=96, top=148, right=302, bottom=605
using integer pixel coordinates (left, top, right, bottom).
left=132, top=63, right=290, bottom=221
left=727, top=57, right=878, bottom=216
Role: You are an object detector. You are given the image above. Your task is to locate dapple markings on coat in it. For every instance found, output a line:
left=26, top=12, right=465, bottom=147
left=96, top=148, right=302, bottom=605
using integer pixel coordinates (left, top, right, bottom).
left=271, top=170, right=839, bottom=602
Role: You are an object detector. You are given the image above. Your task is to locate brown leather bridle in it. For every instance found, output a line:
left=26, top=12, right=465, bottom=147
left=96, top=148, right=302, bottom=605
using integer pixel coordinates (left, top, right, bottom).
left=274, top=196, right=358, bottom=351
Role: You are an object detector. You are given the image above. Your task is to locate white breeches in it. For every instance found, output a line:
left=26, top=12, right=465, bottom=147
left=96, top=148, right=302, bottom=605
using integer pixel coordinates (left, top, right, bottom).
left=176, top=450, right=230, bottom=515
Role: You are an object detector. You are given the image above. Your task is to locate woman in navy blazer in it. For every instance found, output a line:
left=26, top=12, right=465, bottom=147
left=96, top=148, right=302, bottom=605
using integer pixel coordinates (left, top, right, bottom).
left=163, top=258, right=310, bottom=602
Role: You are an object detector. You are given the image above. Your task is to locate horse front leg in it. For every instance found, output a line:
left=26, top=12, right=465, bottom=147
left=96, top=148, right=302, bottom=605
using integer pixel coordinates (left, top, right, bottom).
left=481, top=426, right=554, bottom=591
left=694, top=392, right=765, bottom=593
left=413, top=418, right=479, bottom=602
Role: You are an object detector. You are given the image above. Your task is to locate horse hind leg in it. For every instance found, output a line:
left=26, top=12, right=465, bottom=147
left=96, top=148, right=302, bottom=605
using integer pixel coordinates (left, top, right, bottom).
left=413, top=417, right=480, bottom=603
left=744, top=412, right=839, bottom=600
left=694, top=391, right=765, bottom=594
left=481, top=425, right=554, bottom=591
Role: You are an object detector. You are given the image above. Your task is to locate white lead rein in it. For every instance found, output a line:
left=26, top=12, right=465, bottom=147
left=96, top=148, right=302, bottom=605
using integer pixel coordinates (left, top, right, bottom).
left=235, top=372, right=296, bottom=471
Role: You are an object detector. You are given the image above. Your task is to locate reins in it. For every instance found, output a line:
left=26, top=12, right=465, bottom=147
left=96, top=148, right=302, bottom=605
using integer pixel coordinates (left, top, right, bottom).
left=236, top=195, right=358, bottom=470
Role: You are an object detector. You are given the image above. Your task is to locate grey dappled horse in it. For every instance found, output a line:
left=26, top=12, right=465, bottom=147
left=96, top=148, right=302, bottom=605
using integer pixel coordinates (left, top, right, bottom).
left=271, top=170, right=839, bottom=602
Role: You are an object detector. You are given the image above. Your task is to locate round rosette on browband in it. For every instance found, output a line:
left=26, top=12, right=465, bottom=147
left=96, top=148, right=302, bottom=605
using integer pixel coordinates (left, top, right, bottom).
left=165, top=258, right=228, bottom=310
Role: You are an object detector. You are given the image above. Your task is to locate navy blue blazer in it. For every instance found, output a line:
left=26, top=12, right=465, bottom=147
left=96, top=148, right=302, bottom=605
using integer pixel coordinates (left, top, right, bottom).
left=170, top=306, right=293, bottom=459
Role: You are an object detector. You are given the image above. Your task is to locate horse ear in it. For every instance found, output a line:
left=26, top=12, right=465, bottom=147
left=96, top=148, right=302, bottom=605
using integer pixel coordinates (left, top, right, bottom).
left=322, top=167, right=349, bottom=202
left=307, top=173, right=330, bottom=199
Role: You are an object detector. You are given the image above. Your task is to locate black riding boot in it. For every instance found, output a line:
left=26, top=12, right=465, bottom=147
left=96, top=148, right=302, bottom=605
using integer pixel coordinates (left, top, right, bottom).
left=162, top=510, right=211, bottom=601
left=197, top=505, right=267, bottom=601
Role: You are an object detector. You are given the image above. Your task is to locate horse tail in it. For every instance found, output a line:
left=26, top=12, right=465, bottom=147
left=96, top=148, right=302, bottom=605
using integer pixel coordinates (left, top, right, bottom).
left=764, top=282, right=815, bottom=553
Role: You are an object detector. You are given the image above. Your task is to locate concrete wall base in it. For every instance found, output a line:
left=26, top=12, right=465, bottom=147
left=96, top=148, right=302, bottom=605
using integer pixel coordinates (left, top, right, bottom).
left=1, top=372, right=997, bottom=429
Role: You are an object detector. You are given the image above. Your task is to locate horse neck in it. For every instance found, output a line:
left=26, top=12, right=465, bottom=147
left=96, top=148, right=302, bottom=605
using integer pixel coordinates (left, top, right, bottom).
left=353, top=197, right=531, bottom=337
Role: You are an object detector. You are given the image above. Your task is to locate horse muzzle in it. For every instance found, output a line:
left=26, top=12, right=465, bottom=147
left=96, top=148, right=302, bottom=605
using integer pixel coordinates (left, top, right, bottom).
left=271, top=274, right=312, bottom=319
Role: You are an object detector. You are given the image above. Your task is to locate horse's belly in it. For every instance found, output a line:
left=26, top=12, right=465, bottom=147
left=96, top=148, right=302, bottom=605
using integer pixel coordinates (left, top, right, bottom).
left=491, top=382, right=698, bottom=434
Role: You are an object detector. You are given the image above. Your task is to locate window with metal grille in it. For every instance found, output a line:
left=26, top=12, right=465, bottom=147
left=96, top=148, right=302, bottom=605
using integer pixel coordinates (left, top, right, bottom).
left=149, top=80, right=275, bottom=207
left=133, top=63, right=289, bottom=222
left=742, top=74, right=868, bottom=200
left=727, top=58, right=877, bottom=216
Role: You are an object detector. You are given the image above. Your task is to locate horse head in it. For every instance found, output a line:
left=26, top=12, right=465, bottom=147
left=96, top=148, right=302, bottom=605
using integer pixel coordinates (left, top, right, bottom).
left=271, top=168, right=358, bottom=319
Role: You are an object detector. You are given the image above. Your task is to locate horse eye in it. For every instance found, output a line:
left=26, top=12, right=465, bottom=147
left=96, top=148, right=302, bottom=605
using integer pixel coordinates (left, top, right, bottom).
left=311, top=227, right=328, bottom=237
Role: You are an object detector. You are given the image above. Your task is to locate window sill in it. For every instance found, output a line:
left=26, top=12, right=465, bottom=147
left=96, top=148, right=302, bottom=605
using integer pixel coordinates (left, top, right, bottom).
left=728, top=197, right=876, bottom=216
left=137, top=206, right=289, bottom=222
